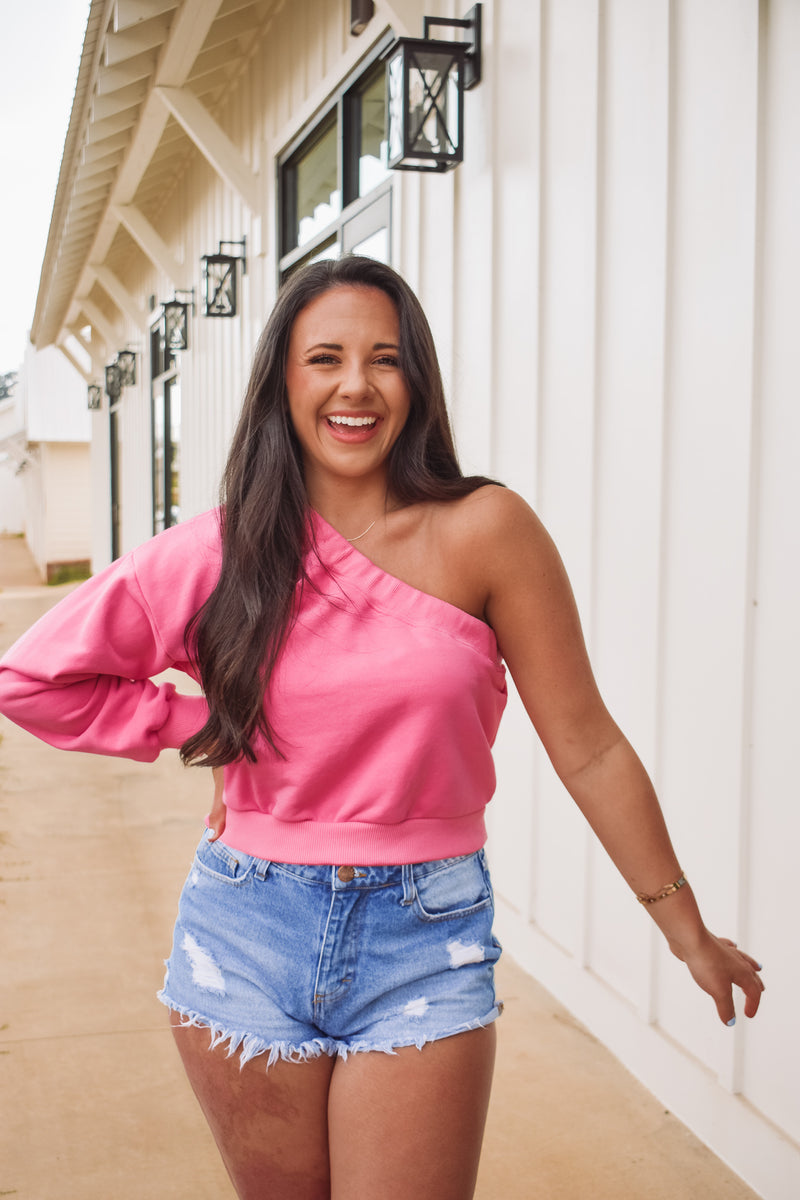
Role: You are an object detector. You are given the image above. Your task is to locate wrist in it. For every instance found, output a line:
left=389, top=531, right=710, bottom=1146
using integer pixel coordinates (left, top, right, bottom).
left=646, top=885, right=709, bottom=959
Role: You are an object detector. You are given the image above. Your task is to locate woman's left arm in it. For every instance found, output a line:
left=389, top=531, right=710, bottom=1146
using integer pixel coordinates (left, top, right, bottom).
left=472, top=487, right=764, bottom=1025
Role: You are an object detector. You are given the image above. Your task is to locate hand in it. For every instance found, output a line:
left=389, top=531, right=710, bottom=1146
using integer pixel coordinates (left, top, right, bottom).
left=673, top=931, right=764, bottom=1026
left=206, top=765, right=227, bottom=842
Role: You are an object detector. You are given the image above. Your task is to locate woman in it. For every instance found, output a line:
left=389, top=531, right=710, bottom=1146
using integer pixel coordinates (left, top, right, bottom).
left=0, top=256, right=764, bottom=1199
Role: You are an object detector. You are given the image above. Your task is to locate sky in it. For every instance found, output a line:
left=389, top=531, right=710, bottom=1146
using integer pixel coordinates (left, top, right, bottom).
left=0, top=0, right=92, bottom=372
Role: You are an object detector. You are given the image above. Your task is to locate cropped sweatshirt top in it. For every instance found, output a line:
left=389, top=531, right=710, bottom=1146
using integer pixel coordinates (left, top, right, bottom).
left=0, top=509, right=508, bottom=864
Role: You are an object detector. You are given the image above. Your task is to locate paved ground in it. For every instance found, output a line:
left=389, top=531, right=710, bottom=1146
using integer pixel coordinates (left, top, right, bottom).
left=0, top=532, right=761, bottom=1199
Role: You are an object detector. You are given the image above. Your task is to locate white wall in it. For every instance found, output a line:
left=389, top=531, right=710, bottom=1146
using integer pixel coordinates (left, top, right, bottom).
left=0, top=395, right=26, bottom=533
left=22, top=343, right=91, bottom=444
left=23, top=442, right=91, bottom=578
left=435, top=2, right=798, bottom=1195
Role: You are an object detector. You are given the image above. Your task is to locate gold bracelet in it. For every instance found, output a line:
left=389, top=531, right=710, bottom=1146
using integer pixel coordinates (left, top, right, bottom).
left=636, top=873, right=687, bottom=905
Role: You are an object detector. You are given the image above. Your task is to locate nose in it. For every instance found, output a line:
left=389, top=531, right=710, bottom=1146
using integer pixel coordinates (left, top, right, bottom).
left=337, top=357, right=373, bottom=401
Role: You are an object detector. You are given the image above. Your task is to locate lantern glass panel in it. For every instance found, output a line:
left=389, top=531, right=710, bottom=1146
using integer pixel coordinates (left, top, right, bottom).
left=407, top=47, right=461, bottom=158
left=87, top=384, right=102, bottom=410
left=164, top=302, right=188, bottom=352
left=387, top=51, right=405, bottom=163
left=117, top=351, right=136, bottom=386
left=105, top=364, right=121, bottom=399
left=204, top=256, right=237, bottom=317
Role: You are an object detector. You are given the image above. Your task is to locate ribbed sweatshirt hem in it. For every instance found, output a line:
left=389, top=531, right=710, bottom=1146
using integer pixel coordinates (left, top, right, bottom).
left=209, top=810, right=488, bottom=866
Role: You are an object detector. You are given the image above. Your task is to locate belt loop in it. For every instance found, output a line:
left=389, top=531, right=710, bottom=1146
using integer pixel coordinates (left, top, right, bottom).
left=255, top=859, right=270, bottom=881
left=401, top=864, right=416, bottom=906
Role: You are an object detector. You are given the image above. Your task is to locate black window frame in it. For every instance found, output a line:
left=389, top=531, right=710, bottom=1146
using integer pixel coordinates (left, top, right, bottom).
left=278, top=34, right=395, bottom=280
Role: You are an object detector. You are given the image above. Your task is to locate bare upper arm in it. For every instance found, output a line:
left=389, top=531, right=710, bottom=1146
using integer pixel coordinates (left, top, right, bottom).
left=458, top=487, right=620, bottom=779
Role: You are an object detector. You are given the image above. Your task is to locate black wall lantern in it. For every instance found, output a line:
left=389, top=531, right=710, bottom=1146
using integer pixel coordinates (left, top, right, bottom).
left=116, top=349, right=137, bottom=386
left=104, top=363, right=121, bottom=401
left=201, top=238, right=247, bottom=318
left=87, top=383, right=102, bottom=410
left=162, top=290, right=195, bottom=352
left=385, top=4, right=482, bottom=172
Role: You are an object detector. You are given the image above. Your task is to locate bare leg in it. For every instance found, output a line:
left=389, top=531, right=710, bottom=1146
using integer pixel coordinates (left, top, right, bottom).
left=170, top=1013, right=335, bottom=1200
left=327, top=1024, right=497, bottom=1200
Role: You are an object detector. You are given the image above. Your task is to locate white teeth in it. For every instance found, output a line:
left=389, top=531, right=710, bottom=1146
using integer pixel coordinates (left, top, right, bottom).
left=328, top=415, right=377, bottom=427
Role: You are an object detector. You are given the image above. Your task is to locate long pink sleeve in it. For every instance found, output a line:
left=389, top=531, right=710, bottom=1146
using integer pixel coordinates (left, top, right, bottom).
left=0, top=513, right=217, bottom=761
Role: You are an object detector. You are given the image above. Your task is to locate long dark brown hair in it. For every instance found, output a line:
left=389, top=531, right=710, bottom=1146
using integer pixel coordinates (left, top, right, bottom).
left=180, top=255, right=498, bottom=767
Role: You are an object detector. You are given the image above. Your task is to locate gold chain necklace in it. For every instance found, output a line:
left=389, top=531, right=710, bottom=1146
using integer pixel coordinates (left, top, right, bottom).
left=346, top=519, right=377, bottom=543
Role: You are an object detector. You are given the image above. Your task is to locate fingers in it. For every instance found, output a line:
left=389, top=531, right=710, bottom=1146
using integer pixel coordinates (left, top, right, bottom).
left=684, top=934, right=764, bottom=1027
left=713, top=945, right=765, bottom=1027
left=207, top=766, right=227, bottom=842
left=207, top=801, right=227, bottom=841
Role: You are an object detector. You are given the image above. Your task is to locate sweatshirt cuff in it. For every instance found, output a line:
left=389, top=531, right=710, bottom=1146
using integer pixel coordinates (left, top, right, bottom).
left=158, top=692, right=209, bottom=749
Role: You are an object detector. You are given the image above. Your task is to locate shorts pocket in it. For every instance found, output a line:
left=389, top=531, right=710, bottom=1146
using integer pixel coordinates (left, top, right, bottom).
left=411, top=852, right=494, bottom=923
left=192, top=833, right=257, bottom=886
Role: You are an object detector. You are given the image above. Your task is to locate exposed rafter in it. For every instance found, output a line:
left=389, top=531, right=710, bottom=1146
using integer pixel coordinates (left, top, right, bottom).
left=155, top=85, right=260, bottom=212
left=56, top=339, right=93, bottom=383
left=79, top=297, right=121, bottom=350
left=112, top=203, right=191, bottom=287
left=91, top=265, right=149, bottom=331
left=32, top=0, right=280, bottom=353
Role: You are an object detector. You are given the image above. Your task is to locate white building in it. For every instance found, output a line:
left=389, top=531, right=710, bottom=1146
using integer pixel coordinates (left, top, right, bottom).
left=0, top=382, right=26, bottom=536
left=28, top=2, right=800, bottom=1194
left=0, top=347, right=91, bottom=579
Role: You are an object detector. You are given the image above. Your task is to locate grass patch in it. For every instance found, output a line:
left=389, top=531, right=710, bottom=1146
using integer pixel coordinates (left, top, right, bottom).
left=47, top=562, right=92, bottom=586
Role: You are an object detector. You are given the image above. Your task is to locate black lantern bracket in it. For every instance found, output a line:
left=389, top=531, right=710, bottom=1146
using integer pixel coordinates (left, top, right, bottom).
left=423, top=4, right=482, bottom=90
left=218, top=237, right=247, bottom=274
left=165, top=288, right=196, bottom=315
left=202, top=238, right=247, bottom=318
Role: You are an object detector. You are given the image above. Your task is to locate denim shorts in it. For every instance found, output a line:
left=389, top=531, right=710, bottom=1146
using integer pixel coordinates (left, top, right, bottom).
left=158, top=831, right=503, bottom=1067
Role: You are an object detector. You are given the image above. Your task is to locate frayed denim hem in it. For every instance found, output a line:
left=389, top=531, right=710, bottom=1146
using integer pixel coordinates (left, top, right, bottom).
left=333, top=1002, right=503, bottom=1062
left=158, top=990, right=338, bottom=1068
left=159, top=989, right=503, bottom=1070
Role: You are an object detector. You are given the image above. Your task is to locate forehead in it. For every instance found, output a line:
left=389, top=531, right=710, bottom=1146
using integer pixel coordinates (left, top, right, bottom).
left=290, top=285, right=399, bottom=341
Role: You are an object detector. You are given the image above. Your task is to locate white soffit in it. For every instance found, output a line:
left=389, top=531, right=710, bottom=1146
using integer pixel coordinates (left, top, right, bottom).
left=32, top=0, right=278, bottom=351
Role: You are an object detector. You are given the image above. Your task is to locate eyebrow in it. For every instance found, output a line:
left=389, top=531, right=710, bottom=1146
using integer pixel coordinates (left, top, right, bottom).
left=305, top=342, right=400, bottom=352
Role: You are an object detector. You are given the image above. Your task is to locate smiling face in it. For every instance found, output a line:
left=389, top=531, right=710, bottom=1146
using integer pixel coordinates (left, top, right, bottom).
left=284, top=285, right=411, bottom=499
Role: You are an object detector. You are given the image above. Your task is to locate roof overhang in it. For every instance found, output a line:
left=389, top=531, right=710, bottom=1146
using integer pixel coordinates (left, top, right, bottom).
left=31, top=0, right=278, bottom=360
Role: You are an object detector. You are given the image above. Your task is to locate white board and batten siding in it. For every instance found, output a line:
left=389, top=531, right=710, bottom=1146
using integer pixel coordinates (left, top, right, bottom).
left=442, top=3, right=797, bottom=1197
left=90, top=1, right=799, bottom=1194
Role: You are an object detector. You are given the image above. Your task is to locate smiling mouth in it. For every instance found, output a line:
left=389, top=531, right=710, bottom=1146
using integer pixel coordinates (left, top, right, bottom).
left=326, top=415, right=378, bottom=428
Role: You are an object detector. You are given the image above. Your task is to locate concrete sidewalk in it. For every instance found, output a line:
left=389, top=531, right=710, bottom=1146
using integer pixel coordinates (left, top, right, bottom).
left=0, top=534, right=760, bottom=1199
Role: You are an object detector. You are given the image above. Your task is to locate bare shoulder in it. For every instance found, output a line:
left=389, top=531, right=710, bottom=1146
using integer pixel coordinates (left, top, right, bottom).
left=438, top=485, right=554, bottom=565
left=426, top=486, right=561, bottom=622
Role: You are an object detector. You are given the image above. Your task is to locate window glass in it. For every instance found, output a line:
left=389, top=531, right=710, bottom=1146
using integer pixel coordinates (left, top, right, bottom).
left=357, top=69, right=389, bottom=197
left=295, top=117, right=341, bottom=249
left=168, top=381, right=181, bottom=526
left=152, top=383, right=166, bottom=534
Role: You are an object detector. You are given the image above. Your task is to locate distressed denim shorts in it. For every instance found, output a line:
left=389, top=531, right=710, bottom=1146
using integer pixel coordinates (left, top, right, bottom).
left=158, top=831, right=503, bottom=1067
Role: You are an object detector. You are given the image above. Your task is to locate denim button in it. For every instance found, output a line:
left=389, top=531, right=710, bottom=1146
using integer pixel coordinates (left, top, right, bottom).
left=337, top=865, right=355, bottom=882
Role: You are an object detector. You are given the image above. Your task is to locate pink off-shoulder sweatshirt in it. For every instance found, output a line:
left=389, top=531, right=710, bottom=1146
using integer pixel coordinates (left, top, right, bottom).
left=0, top=509, right=507, bottom=864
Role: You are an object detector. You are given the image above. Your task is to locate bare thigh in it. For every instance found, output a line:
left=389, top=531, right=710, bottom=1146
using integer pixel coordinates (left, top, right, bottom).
left=170, top=1013, right=335, bottom=1200
left=328, top=1024, right=497, bottom=1200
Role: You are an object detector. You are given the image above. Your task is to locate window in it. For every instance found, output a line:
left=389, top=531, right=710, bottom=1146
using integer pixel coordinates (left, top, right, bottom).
left=279, top=45, right=393, bottom=279
left=150, top=321, right=181, bottom=534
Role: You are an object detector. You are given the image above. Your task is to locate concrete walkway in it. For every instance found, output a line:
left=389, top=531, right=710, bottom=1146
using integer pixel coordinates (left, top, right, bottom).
left=0, top=534, right=760, bottom=1199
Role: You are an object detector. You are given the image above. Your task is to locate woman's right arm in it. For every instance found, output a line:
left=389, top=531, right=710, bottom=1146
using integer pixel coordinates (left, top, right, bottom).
left=0, top=523, right=213, bottom=761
